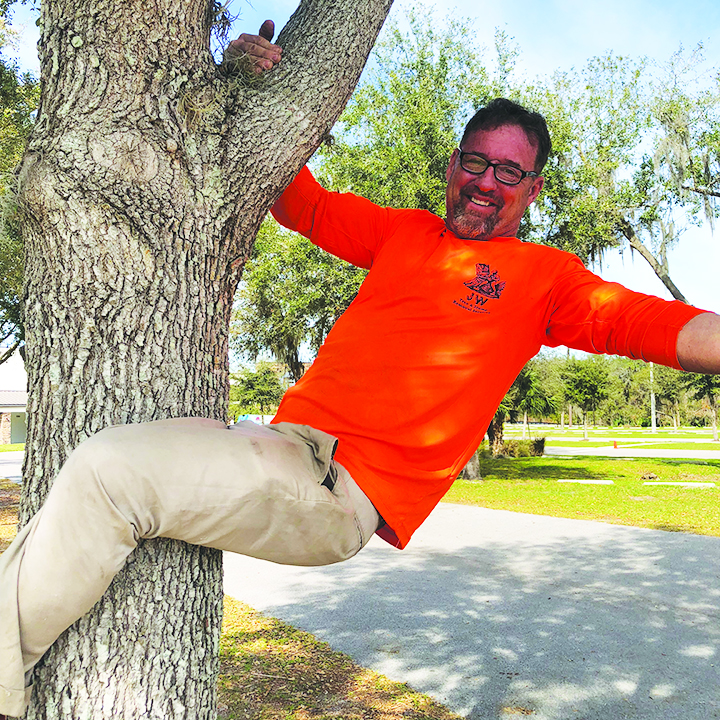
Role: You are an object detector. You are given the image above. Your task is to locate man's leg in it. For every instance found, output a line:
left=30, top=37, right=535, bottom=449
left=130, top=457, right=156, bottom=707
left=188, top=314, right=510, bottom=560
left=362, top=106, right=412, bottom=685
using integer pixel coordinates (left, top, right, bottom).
left=0, top=417, right=378, bottom=717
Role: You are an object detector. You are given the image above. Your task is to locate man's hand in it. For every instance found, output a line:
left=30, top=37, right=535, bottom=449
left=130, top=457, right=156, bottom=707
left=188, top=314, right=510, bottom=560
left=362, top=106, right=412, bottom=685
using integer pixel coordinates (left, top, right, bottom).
left=677, top=312, right=720, bottom=374
left=224, top=20, right=282, bottom=75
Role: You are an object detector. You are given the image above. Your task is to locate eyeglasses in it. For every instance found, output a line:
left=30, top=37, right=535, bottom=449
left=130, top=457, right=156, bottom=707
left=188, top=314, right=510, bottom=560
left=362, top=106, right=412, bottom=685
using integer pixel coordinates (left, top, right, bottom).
left=457, top=150, right=538, bottom=186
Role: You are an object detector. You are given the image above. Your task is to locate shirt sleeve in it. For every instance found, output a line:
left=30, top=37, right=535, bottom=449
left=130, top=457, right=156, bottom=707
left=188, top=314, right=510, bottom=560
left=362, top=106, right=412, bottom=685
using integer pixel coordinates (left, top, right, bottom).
left=544, top=256, right=706, bottom=369
left=271, top=166, right=411, bottom=269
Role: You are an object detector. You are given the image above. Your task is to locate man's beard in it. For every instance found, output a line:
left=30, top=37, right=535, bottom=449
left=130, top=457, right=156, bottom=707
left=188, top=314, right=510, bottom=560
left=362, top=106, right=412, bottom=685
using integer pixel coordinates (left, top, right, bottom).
left=448, top=202, right=500, bottom=241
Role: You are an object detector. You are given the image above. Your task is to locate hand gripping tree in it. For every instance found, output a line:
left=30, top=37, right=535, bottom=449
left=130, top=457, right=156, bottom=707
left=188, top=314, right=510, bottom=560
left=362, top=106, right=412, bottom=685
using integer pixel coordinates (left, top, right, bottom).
left=14, top=1, right=393, bottom=717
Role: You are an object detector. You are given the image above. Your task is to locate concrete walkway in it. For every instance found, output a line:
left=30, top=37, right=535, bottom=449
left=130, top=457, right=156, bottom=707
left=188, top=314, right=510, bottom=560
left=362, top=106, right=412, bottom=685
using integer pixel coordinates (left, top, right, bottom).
left=545, top=446, right=720, bottom=460
left=224, top=504, right=720, bottom=720
left=0, top=451, right=22, bottom=483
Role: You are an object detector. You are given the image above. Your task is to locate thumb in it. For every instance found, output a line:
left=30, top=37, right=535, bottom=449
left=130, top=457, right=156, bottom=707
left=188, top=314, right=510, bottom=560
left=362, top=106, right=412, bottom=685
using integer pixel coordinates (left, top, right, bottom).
left=259, top=19, right=275, bottom=42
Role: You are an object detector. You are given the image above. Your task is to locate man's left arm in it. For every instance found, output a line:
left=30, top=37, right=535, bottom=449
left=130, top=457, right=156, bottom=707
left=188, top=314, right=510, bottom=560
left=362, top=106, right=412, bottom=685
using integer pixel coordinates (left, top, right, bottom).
left=677, top=312, right=720, bottom=374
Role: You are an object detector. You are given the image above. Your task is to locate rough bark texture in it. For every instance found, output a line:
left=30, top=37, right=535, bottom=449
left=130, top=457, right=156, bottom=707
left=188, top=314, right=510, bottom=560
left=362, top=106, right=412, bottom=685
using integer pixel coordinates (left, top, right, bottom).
left=16, top=0, right=393, bottom=717
left=486, top=414, right=505, bottom=457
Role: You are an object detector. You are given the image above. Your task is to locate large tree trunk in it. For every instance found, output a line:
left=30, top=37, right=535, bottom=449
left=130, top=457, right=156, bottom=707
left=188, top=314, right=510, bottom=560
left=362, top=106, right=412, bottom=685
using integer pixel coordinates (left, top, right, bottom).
left=16, top=0, right=393, bottom=717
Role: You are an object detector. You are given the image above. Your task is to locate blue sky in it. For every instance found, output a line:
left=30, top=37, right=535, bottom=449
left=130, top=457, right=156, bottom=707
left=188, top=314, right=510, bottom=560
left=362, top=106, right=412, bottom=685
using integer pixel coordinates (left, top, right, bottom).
left=5, top=0, right=719, bottom=313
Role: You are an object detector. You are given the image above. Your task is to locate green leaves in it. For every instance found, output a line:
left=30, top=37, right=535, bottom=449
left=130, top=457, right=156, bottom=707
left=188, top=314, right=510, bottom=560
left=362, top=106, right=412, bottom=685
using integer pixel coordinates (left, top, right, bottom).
left=0, top=29, right=38, bottom=359
left=230, top=220, right=367, bottom=381
left=228, top=362, right=286, bottom=419
left=316, top=5, right=494, bottom=215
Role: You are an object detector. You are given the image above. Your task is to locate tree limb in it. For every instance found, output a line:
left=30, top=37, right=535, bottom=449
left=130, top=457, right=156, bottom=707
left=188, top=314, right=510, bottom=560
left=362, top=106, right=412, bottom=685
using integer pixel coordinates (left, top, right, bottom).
left=682, top=185, right=720, bottom=199
left=0, top=338, right=21, bottom=366
left=616, top=216, right=688, bottom=303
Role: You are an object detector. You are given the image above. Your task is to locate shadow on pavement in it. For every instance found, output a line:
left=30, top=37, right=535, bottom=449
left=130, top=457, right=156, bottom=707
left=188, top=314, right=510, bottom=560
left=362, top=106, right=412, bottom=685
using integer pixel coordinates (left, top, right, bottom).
left=224, top=504, right=720, bottom=720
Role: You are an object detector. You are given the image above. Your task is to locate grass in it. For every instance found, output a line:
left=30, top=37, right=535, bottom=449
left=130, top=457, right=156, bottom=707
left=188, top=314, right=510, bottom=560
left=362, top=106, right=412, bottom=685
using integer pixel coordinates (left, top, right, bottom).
left=0, top=480, right=461, bottom=719
left=445, top=455, right=720, bottom=536
left=0, top=443, right=24, bottom=452
left=0, top=478, right=19, bottom=552
left=218, top=596, right=461, bottom=720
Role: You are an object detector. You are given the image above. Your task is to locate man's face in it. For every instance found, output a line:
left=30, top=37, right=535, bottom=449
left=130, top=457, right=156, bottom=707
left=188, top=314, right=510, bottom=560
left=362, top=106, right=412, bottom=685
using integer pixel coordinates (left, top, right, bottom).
left=445, top=124, right=545, bottom=241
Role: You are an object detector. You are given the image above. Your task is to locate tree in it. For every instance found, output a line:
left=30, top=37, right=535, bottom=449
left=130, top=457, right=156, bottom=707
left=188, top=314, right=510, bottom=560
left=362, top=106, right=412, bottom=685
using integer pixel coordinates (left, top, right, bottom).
left=231, top=219, right=366, bottom=381
left=529, top=48, right=720, bottom=302
left=512, top=361, right=558, bottom=438
left=13, top=1, right=393, bottom=718
left=682, top=371, right=720, bottom=441
left=654, top=364, right=686, bottom=429
left=228, top=362, right=285, bottom=419
left=561, top=356, right=610, bottom=439
left=317, top=4, right=509, bottom=211
left=0, top=19, right=39, bottom=364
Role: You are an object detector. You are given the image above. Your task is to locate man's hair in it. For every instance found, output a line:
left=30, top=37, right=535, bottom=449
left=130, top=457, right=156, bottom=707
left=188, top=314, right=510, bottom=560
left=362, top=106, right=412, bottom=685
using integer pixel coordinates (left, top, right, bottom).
left=461, top=98, right=552, bottom=172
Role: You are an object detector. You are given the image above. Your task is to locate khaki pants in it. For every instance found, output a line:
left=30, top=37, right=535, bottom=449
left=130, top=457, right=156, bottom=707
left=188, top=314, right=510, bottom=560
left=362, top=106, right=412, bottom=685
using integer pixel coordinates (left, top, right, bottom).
left=0, top=418, right=379, bottom=717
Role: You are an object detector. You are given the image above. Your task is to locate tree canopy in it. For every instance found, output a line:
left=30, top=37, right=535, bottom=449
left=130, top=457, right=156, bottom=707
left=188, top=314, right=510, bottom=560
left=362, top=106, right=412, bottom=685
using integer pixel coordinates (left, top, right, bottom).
left=0, top=19, right=38, bottom=363
left=234, top=9, right=720, bottom=376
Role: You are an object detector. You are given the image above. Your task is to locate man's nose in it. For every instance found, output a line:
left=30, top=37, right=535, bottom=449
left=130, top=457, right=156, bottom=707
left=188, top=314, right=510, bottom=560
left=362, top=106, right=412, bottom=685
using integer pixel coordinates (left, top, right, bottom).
left=475, top=165, right=499, bottom=190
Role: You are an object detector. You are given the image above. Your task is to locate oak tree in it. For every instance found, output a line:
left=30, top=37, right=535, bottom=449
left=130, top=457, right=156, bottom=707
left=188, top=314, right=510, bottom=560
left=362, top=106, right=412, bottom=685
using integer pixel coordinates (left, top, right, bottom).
left=14, top=0, right=393, bottom=717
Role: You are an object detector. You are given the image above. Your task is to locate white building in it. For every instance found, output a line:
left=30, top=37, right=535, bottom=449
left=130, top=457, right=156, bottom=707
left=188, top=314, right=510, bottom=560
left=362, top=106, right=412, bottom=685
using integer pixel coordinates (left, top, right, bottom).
left=0, top=350, right=27, bottom=444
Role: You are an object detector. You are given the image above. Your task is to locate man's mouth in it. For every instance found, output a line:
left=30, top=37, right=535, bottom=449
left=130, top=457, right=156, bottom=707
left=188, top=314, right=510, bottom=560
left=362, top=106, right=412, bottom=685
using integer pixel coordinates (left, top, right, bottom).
left=467, top=194, right=500, bottom=209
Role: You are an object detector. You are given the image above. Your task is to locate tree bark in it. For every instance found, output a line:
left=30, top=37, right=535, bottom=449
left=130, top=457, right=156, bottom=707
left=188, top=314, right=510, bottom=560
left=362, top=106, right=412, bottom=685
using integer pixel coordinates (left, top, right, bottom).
left=16, top=0, right=393, bottom=717
left=486, top=413, right=505, bottom=457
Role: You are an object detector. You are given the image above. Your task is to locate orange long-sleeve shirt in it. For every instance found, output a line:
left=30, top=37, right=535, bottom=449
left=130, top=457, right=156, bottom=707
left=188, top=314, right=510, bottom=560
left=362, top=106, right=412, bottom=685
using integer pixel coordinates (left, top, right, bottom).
left=271, top=167, right=704, bottom=548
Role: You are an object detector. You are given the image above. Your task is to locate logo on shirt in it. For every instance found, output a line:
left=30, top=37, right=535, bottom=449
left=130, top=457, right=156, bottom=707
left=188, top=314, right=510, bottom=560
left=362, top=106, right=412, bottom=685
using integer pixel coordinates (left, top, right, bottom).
left=453, top=263, right=506, bottom=314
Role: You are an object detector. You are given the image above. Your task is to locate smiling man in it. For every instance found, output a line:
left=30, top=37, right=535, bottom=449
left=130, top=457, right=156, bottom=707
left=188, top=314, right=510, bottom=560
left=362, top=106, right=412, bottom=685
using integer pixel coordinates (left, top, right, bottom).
left=445, top=119, right=545, bottom=241
left=1, top=33, right=720, bottom=720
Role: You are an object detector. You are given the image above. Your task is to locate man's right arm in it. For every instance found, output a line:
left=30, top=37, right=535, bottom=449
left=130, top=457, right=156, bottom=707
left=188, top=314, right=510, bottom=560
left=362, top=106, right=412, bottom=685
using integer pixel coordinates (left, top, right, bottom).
left=270, top=165, right=401, bottom=269
left=676, top=312, right=720, bottom=374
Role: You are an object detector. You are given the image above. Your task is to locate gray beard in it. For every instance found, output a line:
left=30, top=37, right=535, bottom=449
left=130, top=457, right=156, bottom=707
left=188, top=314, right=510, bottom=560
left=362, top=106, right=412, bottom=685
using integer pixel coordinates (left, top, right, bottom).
left=449, top=204, right=500, bottom=241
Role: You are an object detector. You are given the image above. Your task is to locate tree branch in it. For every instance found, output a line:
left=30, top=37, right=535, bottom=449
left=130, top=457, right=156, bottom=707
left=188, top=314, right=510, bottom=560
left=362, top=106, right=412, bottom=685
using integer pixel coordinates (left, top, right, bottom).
left=682, top=185, right=720, bottom=199
left=616, top=216, right=688, bottom=303
left=223, top=0, right=394, bottom=204
left=0, top=339, right=21, bottom=366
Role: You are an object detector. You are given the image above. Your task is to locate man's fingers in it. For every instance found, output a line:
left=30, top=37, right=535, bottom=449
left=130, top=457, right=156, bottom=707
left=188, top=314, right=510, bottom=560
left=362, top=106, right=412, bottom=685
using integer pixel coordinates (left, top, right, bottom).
left=259, top=19, right=275, bottom=42
left=232, top=36, right=280, bottom=58
left=224, top=20, right=281, bottom=74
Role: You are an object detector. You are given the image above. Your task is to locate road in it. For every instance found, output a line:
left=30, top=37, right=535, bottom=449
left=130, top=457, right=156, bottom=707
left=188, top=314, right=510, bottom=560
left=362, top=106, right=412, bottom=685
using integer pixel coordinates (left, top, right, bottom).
left=0, top=451, right=22, bottom=483
left=545, top=445, right=720, bottom=460
left=224, top=503, right=720, bottom=720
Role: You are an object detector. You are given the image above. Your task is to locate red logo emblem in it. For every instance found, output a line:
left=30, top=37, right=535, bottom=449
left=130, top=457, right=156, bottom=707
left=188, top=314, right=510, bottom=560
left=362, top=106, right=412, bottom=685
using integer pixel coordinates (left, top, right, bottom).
left=454, top=263, right=506, bottom=314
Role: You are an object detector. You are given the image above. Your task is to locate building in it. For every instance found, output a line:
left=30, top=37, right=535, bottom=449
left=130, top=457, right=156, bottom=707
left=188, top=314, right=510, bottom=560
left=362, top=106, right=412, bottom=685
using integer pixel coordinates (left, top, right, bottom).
left=0, top=350, right=27, bottom=445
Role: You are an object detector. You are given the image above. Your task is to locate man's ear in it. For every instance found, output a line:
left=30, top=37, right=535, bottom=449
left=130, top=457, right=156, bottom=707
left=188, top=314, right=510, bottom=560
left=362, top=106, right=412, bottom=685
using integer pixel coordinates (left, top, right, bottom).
left=446, top=149, right=460, bottom=183
left=526, top=175, right=544, bottom=207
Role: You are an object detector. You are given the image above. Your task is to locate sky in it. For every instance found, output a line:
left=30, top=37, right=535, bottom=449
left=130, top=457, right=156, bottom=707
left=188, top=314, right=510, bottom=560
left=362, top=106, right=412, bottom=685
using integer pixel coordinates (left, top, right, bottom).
left=4, top=0, right=719, bottom=315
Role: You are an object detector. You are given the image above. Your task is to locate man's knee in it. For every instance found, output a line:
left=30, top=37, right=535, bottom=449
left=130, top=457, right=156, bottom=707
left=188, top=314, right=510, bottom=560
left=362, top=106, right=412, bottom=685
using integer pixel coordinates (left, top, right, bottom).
left=53, top=425, right=148, bottom=519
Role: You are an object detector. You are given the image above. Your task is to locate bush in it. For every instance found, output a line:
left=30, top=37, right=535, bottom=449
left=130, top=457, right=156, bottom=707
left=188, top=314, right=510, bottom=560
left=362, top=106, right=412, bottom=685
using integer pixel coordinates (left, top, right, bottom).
left=502, top=437, right=546, bottom=458
left=531, top=437, right=546, bottom=455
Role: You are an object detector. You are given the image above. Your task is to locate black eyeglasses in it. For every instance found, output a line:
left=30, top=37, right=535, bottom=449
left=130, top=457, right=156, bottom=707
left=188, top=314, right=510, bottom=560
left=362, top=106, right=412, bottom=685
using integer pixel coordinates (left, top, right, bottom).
left=457, top=150, right=538, bottom=186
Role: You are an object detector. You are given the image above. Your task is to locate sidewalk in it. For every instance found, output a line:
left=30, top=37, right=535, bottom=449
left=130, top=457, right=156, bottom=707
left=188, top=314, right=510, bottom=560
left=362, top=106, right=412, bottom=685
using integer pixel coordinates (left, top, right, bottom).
left=224, top=503, right=720, bottom=720
left=545, top=445, right=720, bottom=460
left=0, top=451, right=22, bottom=483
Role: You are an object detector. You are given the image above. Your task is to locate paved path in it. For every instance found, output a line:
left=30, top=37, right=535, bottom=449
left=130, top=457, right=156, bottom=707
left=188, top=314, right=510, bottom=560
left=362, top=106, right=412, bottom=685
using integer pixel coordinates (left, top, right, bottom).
left=224, top=504, right=720, bottom=720
left=0, top=451, right=22, bottom=483
left=545, top=446, right=720, bottom=460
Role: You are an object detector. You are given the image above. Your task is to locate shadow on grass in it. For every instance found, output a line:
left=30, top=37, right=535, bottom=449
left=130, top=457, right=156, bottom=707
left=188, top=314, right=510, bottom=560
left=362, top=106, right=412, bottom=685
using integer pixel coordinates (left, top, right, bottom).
left=218, top=596, right=462, bottom=719
left=477, top=458, right=611, bottom=481
left=224, top=505, right=720, bottom=720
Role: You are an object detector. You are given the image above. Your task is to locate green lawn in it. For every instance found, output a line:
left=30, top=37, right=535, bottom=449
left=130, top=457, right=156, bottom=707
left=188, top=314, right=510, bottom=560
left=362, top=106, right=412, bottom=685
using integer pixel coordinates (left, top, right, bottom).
left=0, top=443, right=24, bottom=452
left=445, top=455, right=720, bottom=536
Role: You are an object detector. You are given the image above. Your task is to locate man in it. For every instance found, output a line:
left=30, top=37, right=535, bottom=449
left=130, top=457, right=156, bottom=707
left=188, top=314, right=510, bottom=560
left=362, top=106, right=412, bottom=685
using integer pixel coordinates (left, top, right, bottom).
left=1, top=25, right=719, bottom=719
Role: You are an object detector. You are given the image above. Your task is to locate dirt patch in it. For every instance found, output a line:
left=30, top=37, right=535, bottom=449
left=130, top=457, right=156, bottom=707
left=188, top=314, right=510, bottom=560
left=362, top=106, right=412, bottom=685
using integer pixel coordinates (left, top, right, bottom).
left=0, top=479, right=19, bottom=552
